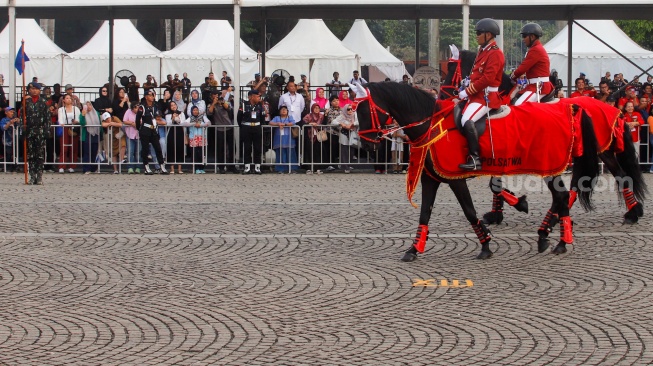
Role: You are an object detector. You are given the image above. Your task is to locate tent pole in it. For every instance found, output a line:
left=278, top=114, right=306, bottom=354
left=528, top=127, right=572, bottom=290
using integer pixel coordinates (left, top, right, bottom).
left=462, top=0, right=469, bottom=50
left=109, top=14, right=114, bottom=99
left=8, top=2, right=15, bottom=108
left=566, top=13, right=572, bottom=97
left=233, top=0, right=241, bottom=165
left=415, top=15, right=420, bottom=73
left=261, top=8, right=266, bottom=78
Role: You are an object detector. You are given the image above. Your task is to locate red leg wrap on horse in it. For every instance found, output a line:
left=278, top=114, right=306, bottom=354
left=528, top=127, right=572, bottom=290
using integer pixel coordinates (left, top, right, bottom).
left=472, top=220, right=491, bottom=244
left=539, top=210, right=554, bottom=232
left=413, top=224, right=429, bottom=253
left=623, top=188, right=638, bottom=211
left=560, top=216, right=573, bottom=244
left=568, top=190, right=577, bottom=209
left=499, top=189, right=519, bottom=206
left=491, top=193, right=503, bottom=213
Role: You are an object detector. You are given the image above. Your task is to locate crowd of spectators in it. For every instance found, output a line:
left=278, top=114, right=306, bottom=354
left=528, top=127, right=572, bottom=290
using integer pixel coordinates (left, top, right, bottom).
left=0, top=69, right=412, bottom=175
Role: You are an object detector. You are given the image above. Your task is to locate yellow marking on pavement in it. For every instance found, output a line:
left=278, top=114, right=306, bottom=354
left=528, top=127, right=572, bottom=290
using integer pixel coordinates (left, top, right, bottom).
left=412, top=279, right=474, bottom=288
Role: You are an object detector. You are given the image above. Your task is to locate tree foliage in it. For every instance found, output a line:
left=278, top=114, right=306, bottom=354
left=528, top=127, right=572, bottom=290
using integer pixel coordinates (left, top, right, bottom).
left=616, top=20, right=653, bottom=51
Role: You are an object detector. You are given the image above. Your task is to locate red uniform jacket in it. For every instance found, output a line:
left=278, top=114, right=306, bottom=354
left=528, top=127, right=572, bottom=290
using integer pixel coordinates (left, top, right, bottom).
left=464, top=40, right=505, bottom=109
left=624, top=111, right=644, bottom=142
left=512, top=40, right=554, bottom=96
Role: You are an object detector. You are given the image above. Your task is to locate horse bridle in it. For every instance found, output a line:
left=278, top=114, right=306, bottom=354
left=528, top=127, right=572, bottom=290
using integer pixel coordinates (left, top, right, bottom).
left=439, top=58, right=463, bottom=100
left=352, top=87, right=455, bottom=147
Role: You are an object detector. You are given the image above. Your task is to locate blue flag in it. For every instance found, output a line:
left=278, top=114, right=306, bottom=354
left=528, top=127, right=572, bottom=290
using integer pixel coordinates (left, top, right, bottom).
left=15, top=44, right=30, bottom=75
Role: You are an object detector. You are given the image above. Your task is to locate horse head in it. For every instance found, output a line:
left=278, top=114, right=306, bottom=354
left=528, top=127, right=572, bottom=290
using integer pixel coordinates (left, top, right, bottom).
left=439, top=45, right=514, bottom=103
left=353, top=82, right=440, bottom=149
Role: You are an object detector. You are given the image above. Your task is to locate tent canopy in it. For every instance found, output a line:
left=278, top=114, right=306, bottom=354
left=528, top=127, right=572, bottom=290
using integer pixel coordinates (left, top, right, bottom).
left=65, top=19, right=160, bottom=86
left=341, top=19, right=407, bottom=82
left=266, top=19, right=358, bottom=86
left=68, top=19, right=159, bottom=59
left=544, top=20, right=653, bottom=84
left=0, top=18, right=64, bottom=85
left=160, top=20, right=257, bottom=60
left=160, top=20, right=259, bottom=86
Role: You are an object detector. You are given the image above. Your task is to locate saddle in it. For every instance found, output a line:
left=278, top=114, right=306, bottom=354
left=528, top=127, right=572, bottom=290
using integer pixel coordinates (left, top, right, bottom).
left=509, top=89, right=557, bottom=105
left=454, top=100, right=511, bottom=136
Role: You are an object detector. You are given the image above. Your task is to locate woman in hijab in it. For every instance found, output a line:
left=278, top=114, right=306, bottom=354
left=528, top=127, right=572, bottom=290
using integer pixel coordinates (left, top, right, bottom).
left=93, top=86, right=113, bottom=115
left=338, top=90, right=352, bottom=108
left=165, top=101, right=186, bottom=174
left=185, top=105, right=210, bottom=174
left=312, top=87, right=328, bottom=110
left=186, top=89, right=210, bottom=124
left=79, top=101, right=102, bottom=174
left=171, top=89, right=186, bottom=117
left=302, top=103, right=326, bottom=174
left=331, top=104, right=359, bottom=173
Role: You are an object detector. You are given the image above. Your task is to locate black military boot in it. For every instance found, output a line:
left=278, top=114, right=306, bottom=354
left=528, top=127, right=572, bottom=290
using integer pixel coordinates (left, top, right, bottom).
left=459, top=122, right=481, bottom=171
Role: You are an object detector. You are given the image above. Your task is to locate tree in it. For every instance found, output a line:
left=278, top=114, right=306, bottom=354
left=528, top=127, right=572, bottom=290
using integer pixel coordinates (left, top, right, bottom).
left=616, top=20, right=653, bottom=51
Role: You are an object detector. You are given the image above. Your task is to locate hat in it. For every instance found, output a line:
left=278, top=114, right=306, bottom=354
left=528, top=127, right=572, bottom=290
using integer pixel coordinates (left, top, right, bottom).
left=606, top=95, right=616, bottom=102
left=580, top=72, right=586, bottom=76
left=279, top=105, right=288, bottom=111
left=65, top=84, right=73, bottom=90
left=255, top=72, right=260, bottom=77
left=101, top=112, right=112, bottom=121
left=626, top=85, right=637, bottom=91
left=248, top=90, right=260, bottom=96
left=28, top=82, right=41, bottom=90
left=5, top=106, right=14, bottom=111
left=301, top=74, right=306, bottom=77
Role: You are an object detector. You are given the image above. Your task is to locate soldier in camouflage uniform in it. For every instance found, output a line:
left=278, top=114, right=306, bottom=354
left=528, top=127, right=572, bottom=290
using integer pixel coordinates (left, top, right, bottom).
left=24, top=82, right=51, bottom=185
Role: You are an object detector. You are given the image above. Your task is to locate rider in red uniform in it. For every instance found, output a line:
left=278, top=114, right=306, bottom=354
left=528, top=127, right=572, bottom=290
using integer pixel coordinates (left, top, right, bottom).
left=457, top=18, right=505, bottom=171
left=511, top=23, right=554, bottom=105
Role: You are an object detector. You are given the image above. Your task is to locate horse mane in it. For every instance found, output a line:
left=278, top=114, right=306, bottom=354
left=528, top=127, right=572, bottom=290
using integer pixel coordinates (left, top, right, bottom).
left=367, top=82, right=436, bottom=119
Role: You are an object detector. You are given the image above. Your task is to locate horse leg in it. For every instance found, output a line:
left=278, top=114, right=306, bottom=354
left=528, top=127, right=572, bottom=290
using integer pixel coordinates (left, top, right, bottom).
left=537, top=177, right=560, bottom=253
left=401, top=173, right=441, bottom=262
left=548, top=176, right=572, bottom=254
left=483, top=177, right=529, bottom=225
left=449, top=179, right=492, bottom=259
left=600, top=151, right=644, bottom=224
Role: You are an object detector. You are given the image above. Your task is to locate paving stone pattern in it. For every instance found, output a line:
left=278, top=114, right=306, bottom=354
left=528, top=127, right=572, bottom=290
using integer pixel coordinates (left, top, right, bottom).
left=1, top=172, right=652, bottom=365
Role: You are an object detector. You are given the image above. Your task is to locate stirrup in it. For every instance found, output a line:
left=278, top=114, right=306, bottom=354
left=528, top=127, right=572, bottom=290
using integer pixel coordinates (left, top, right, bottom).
left=459, top=155, right=481, bottom=171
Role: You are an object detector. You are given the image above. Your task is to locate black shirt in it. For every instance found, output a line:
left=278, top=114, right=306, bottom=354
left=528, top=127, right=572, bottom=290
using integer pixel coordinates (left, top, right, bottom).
left=237, top=101, right=265, bottom=125
left=135, top=103, right=160, bottom=130
left=181, top=78, right=192, bottom=92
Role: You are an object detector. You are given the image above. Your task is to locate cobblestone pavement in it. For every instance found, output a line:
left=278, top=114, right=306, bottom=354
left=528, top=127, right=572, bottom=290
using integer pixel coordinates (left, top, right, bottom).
left=1, top=171, right=653, bottom=365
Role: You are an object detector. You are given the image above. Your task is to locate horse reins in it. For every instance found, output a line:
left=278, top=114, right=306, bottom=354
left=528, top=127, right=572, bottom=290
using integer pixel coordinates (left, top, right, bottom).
left=353, top=87, right=455, bottom=147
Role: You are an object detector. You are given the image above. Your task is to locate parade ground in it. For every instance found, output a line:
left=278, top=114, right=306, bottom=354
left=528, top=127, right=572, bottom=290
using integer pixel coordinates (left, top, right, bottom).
left=0, top=171, right=652, bottom=365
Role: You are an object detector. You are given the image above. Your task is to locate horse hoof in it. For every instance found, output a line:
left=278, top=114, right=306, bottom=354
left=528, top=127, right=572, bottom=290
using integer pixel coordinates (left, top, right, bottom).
left=537, top=238, right=550, bottom=253
left=635, top=202, right=644, bottom=217
left=401, top=252, right=418, bottom=262
left=482, top=211, right=503, bottom=225
left=623, top=207, right=639, bottom=225
left=476, top=250, right=493, bottom=260
left=622, top=217, right=638, bottom=225
left=552, top=243, right=567, bottom=254
left=514, top=195, right=529, bottom=213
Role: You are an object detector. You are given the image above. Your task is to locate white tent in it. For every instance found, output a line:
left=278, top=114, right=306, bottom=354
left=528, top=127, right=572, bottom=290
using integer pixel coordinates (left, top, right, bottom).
left=160, top=20, right=259, bottom=87
left=64, top=19, right=160, bottom=87
left=544, top=20, right=653, bottom=85
left=0, top=19, right=65, bottom=86
left=342, top=19, right=407, bottom=82
left=266, top=19, right=359, bottom=86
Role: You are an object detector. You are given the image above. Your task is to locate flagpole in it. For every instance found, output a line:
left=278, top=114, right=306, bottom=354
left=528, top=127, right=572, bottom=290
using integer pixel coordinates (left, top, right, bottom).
left=20, top=40, right=27, bottom=185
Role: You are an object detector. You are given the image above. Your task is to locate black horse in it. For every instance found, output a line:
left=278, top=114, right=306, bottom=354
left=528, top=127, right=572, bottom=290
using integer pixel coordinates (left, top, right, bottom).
left=354, top=82, right=601, bottom=262
left=440, top=49, right=646, bottom=228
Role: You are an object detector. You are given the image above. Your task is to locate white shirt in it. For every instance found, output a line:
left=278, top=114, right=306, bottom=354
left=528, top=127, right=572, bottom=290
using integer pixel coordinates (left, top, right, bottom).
left=349, top=77, right=368, bottom=86
left=278, top=92, right=305, bottom=122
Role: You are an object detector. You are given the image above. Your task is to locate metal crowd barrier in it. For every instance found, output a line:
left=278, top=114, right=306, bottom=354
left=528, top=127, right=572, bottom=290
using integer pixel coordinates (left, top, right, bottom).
left=9, top=121, right=652, bottom=175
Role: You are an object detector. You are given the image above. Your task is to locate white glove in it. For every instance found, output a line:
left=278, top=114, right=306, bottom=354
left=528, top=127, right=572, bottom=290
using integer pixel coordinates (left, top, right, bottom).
left=458, top=90, right=468, bottom=100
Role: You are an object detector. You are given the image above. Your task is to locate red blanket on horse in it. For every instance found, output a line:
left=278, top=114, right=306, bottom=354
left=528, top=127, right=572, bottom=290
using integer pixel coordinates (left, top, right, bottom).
left=406, top=101, right=582, bottom=205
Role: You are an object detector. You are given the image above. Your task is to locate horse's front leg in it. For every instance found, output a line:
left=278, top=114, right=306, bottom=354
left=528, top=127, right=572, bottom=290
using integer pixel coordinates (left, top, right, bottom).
left=537, top=177, right=560, bottom=253
left=449, top=179, right=492, bottom=259
left=401, top=172, right=441, bottom=262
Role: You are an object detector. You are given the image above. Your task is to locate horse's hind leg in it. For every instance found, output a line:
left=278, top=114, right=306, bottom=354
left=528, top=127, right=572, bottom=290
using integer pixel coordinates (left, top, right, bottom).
left=600, top=151, right=643, bottom=224
left=547, top=176, right=573, bottom=254
left=401, top=173, right=441, bottom=262
left=449, top=179, right=492, bottom=259
left=482, top=177, right=529, bottom=225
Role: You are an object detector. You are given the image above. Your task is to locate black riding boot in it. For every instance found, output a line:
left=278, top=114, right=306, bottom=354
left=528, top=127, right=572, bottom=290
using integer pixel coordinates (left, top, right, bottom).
left=459, top=121, right=481, bottom=171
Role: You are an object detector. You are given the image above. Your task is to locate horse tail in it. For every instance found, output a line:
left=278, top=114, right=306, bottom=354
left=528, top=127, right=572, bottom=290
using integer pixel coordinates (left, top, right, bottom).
left=616, top=125, right=648, bottom=202
left=572, top=107, right=601, bottom=212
